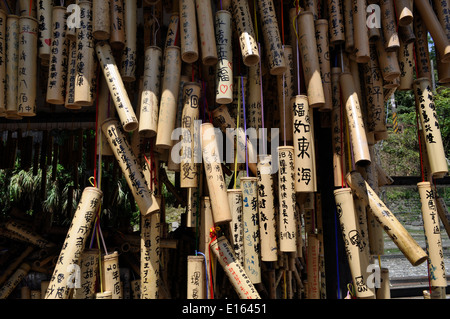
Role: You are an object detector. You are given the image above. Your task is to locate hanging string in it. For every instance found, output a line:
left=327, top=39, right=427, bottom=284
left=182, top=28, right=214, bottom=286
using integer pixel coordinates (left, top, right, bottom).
left=241, top=76, right=249, bottom=177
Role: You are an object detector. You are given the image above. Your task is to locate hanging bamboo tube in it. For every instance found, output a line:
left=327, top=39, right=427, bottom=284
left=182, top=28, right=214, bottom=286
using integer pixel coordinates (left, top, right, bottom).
left=306, top=233, right=321, bottom=299
left=346, top=171, right=428, bottom=266
left=96, top=74, right=115, bottom=156
left=292, top=95, right=316, bottom=191
left=277, top=45, right=293, bottom=143
left=277, top=146, right=297, bottom=252
left=375, top=35, right=400, bottom=82
left=139, top=46, right=162, bottom=137
left=376, top=268, right=391, bottom=299
left=156, top=46, right=182, bottom=149
left=257, top=0, right=286, bottom=75
left=328, top=0, right=345, bottom=45
left=0, top=10, right=6, bottom=113
left=315, top=19, right=332, bottom=111
left=331, top=67, right=346, bottom=187
left=215, top=10, right=233, bottom=104
left=131, top=280, right=140, bottom=299
left=74, top=1, right=95, bottom=106
left=379, top=0, right=400, bottom=51
left=394, top=0, right=413, bottom=27
left=417, top=182, right=447, bottom=288
left=210, top=236, right=261, bottom=299
left=353, top=0, right=370, bottom=63
left=398, top=40, right=415, bottom=91
left=120, top=0, right=137, bottom=82
left=343, top=0, right=354, bottom=52
left=4, top=220, right=55, bottom=249
left=0, top=263, right=30, bottom=299
left=414, top=78, right=448, bottom=179
left=249, top=63, right=263, bottom=133
left=339, top=72, right=371, bottom=166
left=199, top=196, right=215, bottom=293
left=180, top=0, right=198, bottom=63
left=367, top=0, right=381, bottom=42
left=45, top=187, right=103, bottom=299
left=433, top=0, right=450, bottom=84
left=37, top=0, right=52, bottom=61
left=17, top=16, right=38, bottom=117
left=334, top=188, right=375, bottom=299
left=186, top=185, right=202, bottom=228
left=110, top=0, right=125, bottom=50
left=65, top=40, right=80, bottom=109
left=231, top=0, right=260, bottom=66
left=93, top=0, right=110, bottom=40
left=0, top=246, right=33, bottom=286
left=180, top=82, right=201, bottom=188
left=102, top=251, right=122, bottom=299
left=195, top=0, right=217, bottom=65
left=297, top=10, right=325, bottom=108
left=19, top=0, right=36, bottom=17
left=72, top=248, right=99, bottom=299
left=227, top=189, right=244, bottom=266
left=46, top=6, right=68, bottom=105
left=102, top=118, right=160, bottom=215
left=413, top=11, right=432, bottom=81
left=5, top=14, right=18, bottom=115
left=187, top=255, right=206, bottom=299
left=257, top=155, right=277, bottom=262
left=201, top=123, right=232, bottom=224
left=165, top=13, right=179, bottom=48
left=436, top=195, right=450, bottom=239
left=96, top=41, right=138, bottom=132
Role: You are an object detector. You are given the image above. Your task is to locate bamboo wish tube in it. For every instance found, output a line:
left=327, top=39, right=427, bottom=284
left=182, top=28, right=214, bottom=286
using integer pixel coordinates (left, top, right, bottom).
left=110, top=0, right=125, bottom=50
left=156, top=46, right=182, bottom=149
left=379, top=0, right=400, bottom=51
left=210, top=236, right=261, bottom=299
left=0, top=263, right=31, bottom=299
left=414, top=11, right=432, bottom=81
left=436, top=195, right=450, bottom=239
left=102, top=118, right=160, bottom=215
left=227, top=189, right=244, bottom=266
left=315, top=19, right=332, bottom=112
left=417, top=182, right=447, bottom=288
left=331, top=67, right=346, bottom=187
left=353, top=0, right=370, bottom=63
left=297, top=11, right=325, bottom=108
left=139, top=46, right=162, bottom=137
left=187, top=256, right=205, bottom=299
left=215, top=10, right=233, bottom=105
left=394, top=0, right=413, bottom=26
left=46, top=6, right=69, bottom=105
left=339, top=72, right=371, bottom=166
left=257, top=0, right=286, bottom=75
left=17, top=16, right=38, bottom=117
left=72, top=249, right=99, bottom=299
left=96, top=74, right=115, bottom=157
left=102, top=251, right=122, bottom=299
left=375, top=36, right=400, bottom=82
left=180, top=0, right=198, bottom=63
left=196, top=0, right=217, bottom=65
left=65, top=40, right=81, bottom=109
left=37, top=0, right=52, bottom=61
left=343, top=0, right=354, bottom=52
left=45, top=187, right=103, bottom=299
left=346, top=171, right=428, bottom=266
left=0, top=10, right=6, bottom=113
left=414, top=78, right=448, bottom=179
left=434, top=0, right=450, bottom=84
left=96, top=41, right=138, bottom=132
left=120, top=0, right=137, bottom=82
left=328, top=0, right=345, bottom=45
left=278, top=46, right=293, bottom=143
left=93, top=0, right=110, bottom=40
left=5, top=15, right=18, bottom=114
left=231, top=0, right=260, bottom=66
left=398, top=40, right=414, bottom=91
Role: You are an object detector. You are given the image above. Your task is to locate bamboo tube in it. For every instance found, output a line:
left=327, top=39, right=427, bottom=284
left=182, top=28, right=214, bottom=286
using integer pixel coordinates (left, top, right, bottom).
left=46, top=6, right=68, bottom=105
left=186, top=185, right=201, bottom=228
left=227, top=189, right=244, bottom=265
left=292, top=95, right=316, bottom=191
left=367, top=0, right=381, bottom=42
left=180, top=82, right=201, bottom=188
left=0, top=10, right=5, bottom=113
left=17, top=16, right=38, bottom=117
left=201, top=123, right=232, bottom=224
left=110, top=0, right=125, bottom=50
left=5, top=14, right=18, bottom=114
left=353, top=0, right=370, bottom=62
left=210, top=236, right=261, bottom=299
left=241, top=176, right=261, bottom=284
left=394, top=0, right=413, bottom=26
left=343, top=0, right=354, bottom=52
left=257, top=155, right=277, bottom=262
left=199, top=196, right=215, bottom=293
left=375, top=36, right=400, bottom=82
left=102, top=119, right=160, bottom=215
left=278, top=45, right=293, bottom=143
left=328, top=0, right=345, bottom=45
left=64, top=39, right=81, bottom=109
left=257, top=0, right=286, bottom=75
left=315, top=20, right=332, bottom=112
left=180, top=0, right=198, bottom=63
left=414, top=78, right=448, bottom=179
left=379, top=0, right=399, bottom=51
left=398, top=40, right=414, bottom=90
left=346, top=171, right=428, bottom=266
left=277, top=146, right=297, bottom=252
left=96, top=41, right=139, bottom=132
left=45, top=187, right=103, bottom=299
left=131, top=279, right=140, bottom=299
left=120, top=0, right=137, bottom=82
left=398, top=24, right=416, bottom=44
left=414, top=12, right=432, bottom=81
left=331, top=67, right=346, bottom=187
left=139, top=46, right=162, bottom=137
left=5, top=220, right=55, bottom=249
left=334, top=188, right=374, bottom=299
left=231, top=0, right=260, bottom=66
left=19, top=0, right=36, bottom=17
left=95, top=291, right=112, bottom=299
left=433, top=0, right=450, bottom=83
left=156, top=46, right=182, bottom=149
left=165, top=13, right=179, bottom=48
left=21, top=286, right=30, bottom=299
left=306, top=234, right=321, bottom=299
left=96, top=74, right=115, bottom=156
left=196, top=0, right=217, bottom=65
left=417, top=182, right=447, bottom=288
left=72, top=248, right=99, bottom=299
left=436, top=195, right=450, bottom=239
left=93, top=0, right=110, bottom=40
left=0, top=263, right=30, bottom=299
left=102, top=251, right=122, bottom=299
left=37, top=0, right=52, bottom=61
left=339, top=72, right=371, bottom=166
left=414, top=0, right=450, bottom=63
left=297, top=11, right=325, bottom=108
left=187, top=255, right=205, bottom=299
left=376, top=268, right=391, bottom=299
left=74, top=1, right=95, bottom=106
left=0, top=246, right=33, bottom=286
left=215, top=10, right=233, bottom=104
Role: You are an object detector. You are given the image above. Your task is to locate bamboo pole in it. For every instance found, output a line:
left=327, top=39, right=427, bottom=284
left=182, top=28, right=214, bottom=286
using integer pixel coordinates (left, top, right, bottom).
left=0, top=263, right=30, bottom=299
left=93, top=0, right=110, bottom=40
left=187, top=255, right=206, bottom=299
left=180, top=0, right=198, bottom=63
left=196, top=0, right=217, bottom=65
left=120, top=0, right=137, bottom=82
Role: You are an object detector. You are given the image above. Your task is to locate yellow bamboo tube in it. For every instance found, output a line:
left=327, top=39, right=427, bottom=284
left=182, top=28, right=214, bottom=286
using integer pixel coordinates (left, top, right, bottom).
left=180, top=0, right=198, bottom=63
left=5, top=14, right=18, bottom=115
left=379, top=0, right=400, bottom=51
left=156, top=46, right=182, bottom=149
left=187, top=255, right=206, bottom=299
left=64, top=39, right=80, bottom=109
left=215, top=10, right=233, bottom=104
left=328, top=0, right=345, bottom=45
left=96, top=74, right=115, bottom=156
left=343, top=0, right=354, bottom=52
left=96, top=41, right=138, bottom=132
left=346, top=171, right=428, bottom=266
left=95, top=291, right=112, bottom=299
left=249, top=63, right=262, bottom=133
left=417, top=182, right=447, bottom=288
left=46, top=6, right=68, bottom=105
left=398, top=40, right=415, bottom=90
left=199, top=196, right=215, bottom=292
left=306, top=233, right=321, bottom=299
left=210, top=236, right=261, bottom=299
left=353, top=0, right=370, bottom=63
left=436, top=195, right=450, bottom=239
left=120, top=0, right=137, bottom=82
left=37, top=0, right=52, bottom=61
left=394, top=0, right=413, bottom=26
left=4, top=220, right=55, bottom=249
left=315, top=19, right=332, bottom=112
left=414, top=78, right=448, bottom=179
left=331, top=68, right=346, bottom=187
left=278, top=45, right=293, bottom=143
left=231, top=0, right=260, bottom=66
left=0, top=263, right=31, bottom=299
left=93, top=0, right=110, bottom=40
left=165, top=13, right=179, bottom=48
left=414, top=12, right=432, bottom=81
left=45, top=187, right=103, bottom=299
left=17, top=16, right=38, bottom=117
left=375, top=36, right=400, bottom=82
left=227, top=189, right=244, bottom=266
left=186, top=186, right=202, bottom=228
left=433, top=0, right=450, bottom=83
left=102, top=251, right=122, bottom=299
left=110, top=0, right=125, bottom=50
left=72, top=248, right=99, bottom=299
left=376, top=268, right=391, bottom=299
left=196, top=0, right=217, bottom=65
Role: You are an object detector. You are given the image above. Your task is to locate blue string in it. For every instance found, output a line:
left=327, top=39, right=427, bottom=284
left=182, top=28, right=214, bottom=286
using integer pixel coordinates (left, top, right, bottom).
left=195, top=250, right=210, bottom=299
left=334, top=206, right=341, bottom=299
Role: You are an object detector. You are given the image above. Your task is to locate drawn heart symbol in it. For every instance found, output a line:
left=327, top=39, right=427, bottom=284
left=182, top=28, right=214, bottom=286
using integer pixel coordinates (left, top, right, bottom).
left=44, top=38, right=51, bottom=46
left=220, top=84, right=228, bottom=94
left=185, top=88, right=193, bottom=96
